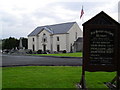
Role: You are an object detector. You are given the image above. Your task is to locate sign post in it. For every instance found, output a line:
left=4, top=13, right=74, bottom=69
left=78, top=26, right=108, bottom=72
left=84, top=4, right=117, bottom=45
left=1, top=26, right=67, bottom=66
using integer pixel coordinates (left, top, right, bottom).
left=78, top=11, right=120, bottom=89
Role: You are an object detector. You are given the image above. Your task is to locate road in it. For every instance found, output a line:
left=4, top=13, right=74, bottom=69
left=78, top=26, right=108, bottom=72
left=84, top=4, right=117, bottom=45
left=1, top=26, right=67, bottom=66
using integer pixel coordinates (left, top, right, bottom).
left=1, top=54, right=82, bottom=67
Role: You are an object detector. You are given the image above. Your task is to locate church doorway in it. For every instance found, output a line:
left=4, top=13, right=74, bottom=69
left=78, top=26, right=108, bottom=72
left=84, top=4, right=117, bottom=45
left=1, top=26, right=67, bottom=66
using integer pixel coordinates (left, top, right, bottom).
left=43, top=44, right=46, bottom=52
left=57, top=45, right=60, bottom=52
left=33, top=44, right=35, bottom=51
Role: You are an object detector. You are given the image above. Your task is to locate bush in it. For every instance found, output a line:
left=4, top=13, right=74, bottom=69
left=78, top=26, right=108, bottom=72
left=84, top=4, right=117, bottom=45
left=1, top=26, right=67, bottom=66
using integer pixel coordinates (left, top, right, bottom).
left=37, top=50, right=42, bottom=54
left=63, top=50, right=66, bottom=53
left=26, top=49, right=32, bottom=54
left=54, top=51, right=57, bottom=54
left=29, top=50, right=33, bottom=54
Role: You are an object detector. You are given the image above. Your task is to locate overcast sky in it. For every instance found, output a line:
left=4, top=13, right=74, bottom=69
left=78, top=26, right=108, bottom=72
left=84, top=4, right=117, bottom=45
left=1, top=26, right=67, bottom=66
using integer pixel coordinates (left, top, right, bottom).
left=1, top=0, right=119, bottom=39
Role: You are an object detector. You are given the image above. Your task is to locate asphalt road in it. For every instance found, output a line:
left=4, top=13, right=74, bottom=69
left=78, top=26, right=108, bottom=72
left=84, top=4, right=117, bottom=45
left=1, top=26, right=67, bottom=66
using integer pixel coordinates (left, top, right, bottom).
left=2, top=54, right=82, bottom=67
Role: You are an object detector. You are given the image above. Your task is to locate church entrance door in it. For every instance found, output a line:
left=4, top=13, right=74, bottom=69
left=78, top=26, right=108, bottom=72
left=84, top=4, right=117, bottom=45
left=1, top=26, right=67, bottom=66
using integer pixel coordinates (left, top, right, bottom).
left=43, top=44, right=46, bottom=52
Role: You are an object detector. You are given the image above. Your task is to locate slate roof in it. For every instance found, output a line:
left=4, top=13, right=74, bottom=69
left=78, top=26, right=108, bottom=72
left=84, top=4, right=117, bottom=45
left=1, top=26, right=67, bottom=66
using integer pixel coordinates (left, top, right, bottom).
left=28, top=22, right=76, bottom=36
left=73, top=37, right=83, bottom=46
left=76, top=37, right=83, bottom=42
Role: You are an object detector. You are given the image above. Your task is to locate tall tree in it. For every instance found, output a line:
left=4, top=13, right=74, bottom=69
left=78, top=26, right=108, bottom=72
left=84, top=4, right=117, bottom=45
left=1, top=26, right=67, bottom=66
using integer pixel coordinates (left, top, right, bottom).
left=2, top=37, right=19, bottom=50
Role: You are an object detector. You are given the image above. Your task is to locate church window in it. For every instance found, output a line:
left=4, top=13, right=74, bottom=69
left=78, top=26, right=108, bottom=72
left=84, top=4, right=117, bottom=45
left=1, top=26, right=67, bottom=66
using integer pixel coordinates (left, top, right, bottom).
left=75, top=32, right=77, bottom=40
left=33, top=38, right=34, bottom=42
left=42, top=33, right=47, bottom=42
left=43, top=38, right=46, bottom=42
left=43, top=33, right=46, bottom=36
left=57, top=37, right=59, bottom=41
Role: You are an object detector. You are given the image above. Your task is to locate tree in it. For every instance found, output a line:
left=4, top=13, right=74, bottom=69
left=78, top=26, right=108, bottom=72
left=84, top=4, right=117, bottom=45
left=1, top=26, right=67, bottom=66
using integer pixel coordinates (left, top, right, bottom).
left=2, top=37, right=19, bottom=50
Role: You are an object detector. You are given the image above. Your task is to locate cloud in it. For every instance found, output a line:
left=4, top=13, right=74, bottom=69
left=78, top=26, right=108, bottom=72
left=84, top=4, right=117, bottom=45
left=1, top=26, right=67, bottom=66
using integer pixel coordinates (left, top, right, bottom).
left=0, top=0, right=119, bottom=39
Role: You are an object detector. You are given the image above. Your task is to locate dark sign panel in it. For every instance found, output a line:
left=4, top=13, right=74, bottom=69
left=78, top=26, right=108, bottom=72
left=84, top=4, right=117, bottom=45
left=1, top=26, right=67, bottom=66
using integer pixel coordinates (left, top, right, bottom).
left=82, top=11, right=119, bottom=72
left=89, top=29, right=114, bottom=65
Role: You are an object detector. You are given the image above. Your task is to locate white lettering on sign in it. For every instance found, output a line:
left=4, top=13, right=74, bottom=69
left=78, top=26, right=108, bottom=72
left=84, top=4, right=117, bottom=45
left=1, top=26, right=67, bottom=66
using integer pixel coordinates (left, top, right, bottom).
left=89, top=29, right=114, bottom=65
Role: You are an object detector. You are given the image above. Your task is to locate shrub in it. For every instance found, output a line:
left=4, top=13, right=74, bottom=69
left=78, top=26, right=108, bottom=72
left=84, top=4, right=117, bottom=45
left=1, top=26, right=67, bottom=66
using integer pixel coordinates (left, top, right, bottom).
left=46, top=50, right=50, bottom=54
left=63, top=50, right=66, bottom=53
left=27, top=49, right=32, bottom=54
left=37, top=50, right=42, bottom=54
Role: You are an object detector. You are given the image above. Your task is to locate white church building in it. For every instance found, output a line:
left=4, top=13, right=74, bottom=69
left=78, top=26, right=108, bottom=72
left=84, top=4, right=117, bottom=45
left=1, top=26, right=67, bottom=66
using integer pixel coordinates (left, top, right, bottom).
left=28, top=22, right=83, bottom=53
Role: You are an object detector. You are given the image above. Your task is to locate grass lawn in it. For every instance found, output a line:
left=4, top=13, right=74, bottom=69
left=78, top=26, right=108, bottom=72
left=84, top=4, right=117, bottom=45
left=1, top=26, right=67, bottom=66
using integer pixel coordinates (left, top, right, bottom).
left=32, top=52, right=82, bottom=57
left=2, top=66, right=115, bottom=88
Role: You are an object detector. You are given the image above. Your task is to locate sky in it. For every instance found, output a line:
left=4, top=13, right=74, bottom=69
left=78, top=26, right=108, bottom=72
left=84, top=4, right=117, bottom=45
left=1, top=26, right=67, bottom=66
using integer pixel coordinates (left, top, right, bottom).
left=0, top=0, right=120, bottom=39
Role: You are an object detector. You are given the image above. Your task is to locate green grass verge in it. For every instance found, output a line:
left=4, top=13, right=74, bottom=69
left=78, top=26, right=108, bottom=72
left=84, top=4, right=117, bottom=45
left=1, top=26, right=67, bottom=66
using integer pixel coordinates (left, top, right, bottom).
left=32, top=52, right=82, bottom=57
left=0, top=67, right=2, bottom=89
left=2, top=66, right=115, bottom=88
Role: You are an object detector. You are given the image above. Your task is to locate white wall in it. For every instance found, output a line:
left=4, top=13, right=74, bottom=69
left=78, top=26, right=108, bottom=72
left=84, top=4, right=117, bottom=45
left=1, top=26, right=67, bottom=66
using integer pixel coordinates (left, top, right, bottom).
left=28, top=36, right=38, bottom=51
left=28, top=29, right=51, bottom=51
left=52, top=34, right=68, bottom=52
left=38, top=29, right=51, bottom=51
left=67, top=23, right=83, bottom=52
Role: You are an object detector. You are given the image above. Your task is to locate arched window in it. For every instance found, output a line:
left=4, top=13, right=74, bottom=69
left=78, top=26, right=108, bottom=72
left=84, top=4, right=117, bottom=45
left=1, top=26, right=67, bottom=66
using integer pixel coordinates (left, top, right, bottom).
left=43, top=33, right=46, bottom=36
left=42, top=33, right=47, bottom=42
left=57, top=37, right=59, bottom=41
left=33, top=38, right=34, bottom=42
left=75, top=32, right=77, bottom=40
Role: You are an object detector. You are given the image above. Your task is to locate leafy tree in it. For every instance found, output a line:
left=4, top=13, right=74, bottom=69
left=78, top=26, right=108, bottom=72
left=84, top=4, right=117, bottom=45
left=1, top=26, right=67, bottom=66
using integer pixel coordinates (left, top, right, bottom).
left=2, top=37, right=19, bottom=50
left=2, top=37, right=28, bottom=50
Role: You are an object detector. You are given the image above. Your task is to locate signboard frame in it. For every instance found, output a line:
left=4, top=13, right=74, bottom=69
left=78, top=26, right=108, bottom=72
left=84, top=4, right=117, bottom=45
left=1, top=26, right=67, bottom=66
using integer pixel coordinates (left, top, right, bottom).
left=83, top=25, right=118, bottom=72
left=78, top=11, right=120, bottom=89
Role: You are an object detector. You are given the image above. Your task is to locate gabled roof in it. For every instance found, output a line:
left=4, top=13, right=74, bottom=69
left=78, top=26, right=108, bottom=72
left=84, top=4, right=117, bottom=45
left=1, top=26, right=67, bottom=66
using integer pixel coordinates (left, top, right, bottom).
left=28, top=22, right=76, bottom=36
left=83, top=11, right=120, bottom=26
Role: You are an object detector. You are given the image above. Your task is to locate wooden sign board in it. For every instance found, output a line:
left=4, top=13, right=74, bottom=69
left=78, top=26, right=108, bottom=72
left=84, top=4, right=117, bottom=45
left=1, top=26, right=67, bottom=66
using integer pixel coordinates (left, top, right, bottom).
left=82, top=11, right=119, bottom=72
left=79, top=11, right=120, bottom=89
